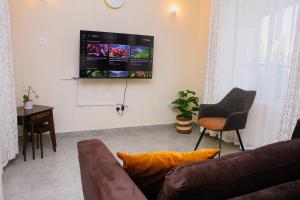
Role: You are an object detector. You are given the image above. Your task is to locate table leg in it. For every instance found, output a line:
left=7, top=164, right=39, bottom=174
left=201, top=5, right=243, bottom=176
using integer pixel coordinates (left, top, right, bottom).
left=22, top=118, right=27, bottom=161
left=40, top=133, right=44, bottom=159
left=49, top=110, right=57, bottom=152
left=31, top=123, right=35, bottom=160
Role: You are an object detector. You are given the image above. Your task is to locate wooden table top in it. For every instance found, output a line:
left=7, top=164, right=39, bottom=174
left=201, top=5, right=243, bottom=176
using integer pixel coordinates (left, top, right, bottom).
left=17, top=105, right=53, bottom=117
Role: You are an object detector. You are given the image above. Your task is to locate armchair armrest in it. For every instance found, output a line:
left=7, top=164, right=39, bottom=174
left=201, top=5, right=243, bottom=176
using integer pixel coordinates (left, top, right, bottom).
left=198, top=104, right=228, bottom=119
left=223, top=111, right=248, bottom=131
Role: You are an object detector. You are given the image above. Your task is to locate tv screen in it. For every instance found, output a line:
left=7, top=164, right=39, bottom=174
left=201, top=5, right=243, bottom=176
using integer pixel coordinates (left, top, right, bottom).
left=80, top=30, right=154, bottom=79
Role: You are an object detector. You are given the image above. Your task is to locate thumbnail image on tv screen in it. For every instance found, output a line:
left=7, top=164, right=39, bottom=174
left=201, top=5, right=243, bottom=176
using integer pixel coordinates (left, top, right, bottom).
left=80, top=30, right=154, bottom=79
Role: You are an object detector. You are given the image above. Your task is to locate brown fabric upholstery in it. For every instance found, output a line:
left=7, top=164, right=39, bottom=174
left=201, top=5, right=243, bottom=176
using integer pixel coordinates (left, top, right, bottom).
left=198, top=117, right=226, bottom=131
left=117, top=150, right=219, bottom=200
left=230, top=180, right=300, bottom=200
left=77, top=139, right=147, bottom=200
left=158, top=139, right=300, bottom=200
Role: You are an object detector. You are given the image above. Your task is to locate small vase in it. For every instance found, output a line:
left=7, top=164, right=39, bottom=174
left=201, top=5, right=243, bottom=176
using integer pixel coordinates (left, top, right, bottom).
left=24, top=100, right=33, bottom=110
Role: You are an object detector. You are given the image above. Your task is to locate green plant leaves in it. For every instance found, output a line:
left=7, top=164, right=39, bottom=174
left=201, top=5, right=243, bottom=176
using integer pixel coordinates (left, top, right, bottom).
left=171, top=90, right=199, bottom=118
left=22, top=95, right=29, bottom=102
left=186, top=90, right=196, bottom=95
left=178, top=90, right=187, bottom=97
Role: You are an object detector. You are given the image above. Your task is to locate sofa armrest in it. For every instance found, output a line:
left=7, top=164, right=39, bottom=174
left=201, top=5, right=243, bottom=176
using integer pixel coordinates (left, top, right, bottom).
left=77, top=139, right=147, bottom=200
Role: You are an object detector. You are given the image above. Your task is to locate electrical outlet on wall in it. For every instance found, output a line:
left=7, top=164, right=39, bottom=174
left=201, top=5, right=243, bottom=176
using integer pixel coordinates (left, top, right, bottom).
left=115, top=104, right=130, bottom=116
left=39, top=37, right=48, bottom=45
left=123, top=104, right=130, bottom=111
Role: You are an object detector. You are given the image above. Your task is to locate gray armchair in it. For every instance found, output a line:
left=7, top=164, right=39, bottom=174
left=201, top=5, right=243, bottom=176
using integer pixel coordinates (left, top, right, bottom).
left=194, top=88, right=256, bottom=156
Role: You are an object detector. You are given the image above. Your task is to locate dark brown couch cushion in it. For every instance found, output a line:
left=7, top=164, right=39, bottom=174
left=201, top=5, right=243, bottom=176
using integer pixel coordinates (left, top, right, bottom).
left=77, top=139, right=147, bottom=200
left=117, top=149, right=219, bottom=200
left=158, top=139, right=300, bottom=200
left=230, top=180, right=300, bottom=200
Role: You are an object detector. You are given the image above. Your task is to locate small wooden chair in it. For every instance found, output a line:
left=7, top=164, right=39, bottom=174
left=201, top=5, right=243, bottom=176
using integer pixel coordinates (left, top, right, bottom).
left=24, top=111, right=54, bottom=159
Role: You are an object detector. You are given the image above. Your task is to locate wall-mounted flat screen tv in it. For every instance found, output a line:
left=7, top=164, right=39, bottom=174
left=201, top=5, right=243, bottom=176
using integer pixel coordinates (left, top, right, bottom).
left=80, top=30, right=154, bottom=79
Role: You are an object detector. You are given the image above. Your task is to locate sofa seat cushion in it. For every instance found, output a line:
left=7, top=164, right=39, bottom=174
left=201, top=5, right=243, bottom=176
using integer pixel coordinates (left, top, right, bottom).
left=230, top=180, right=300, bottom=200
left=199, top=117, right=226, bottom=130
left=117, top=149, right=219, bottom=200
left=158, top=139, right=300, bottom=200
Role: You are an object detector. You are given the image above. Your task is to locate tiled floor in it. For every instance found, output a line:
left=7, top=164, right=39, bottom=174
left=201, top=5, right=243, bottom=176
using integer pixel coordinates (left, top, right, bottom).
left=3, top=124, right=240, bottom=200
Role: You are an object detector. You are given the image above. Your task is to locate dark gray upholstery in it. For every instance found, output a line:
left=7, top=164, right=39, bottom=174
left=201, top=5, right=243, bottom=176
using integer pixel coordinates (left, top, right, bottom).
left=195, top=88, right=256, bottom=153
left=292, top=119, right=300, bottom=139
left=198, top=88, right=256, bottom=131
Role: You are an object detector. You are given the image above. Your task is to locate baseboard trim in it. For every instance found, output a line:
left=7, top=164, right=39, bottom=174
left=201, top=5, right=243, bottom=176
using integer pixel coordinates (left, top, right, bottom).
left=19, top=122, right=200, bottom=138
left=56, top=123, right=177, bottom=136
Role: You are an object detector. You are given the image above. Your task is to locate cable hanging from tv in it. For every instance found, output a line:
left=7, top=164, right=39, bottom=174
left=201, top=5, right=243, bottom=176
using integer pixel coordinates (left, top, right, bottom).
left=73, top=79, right=128, bottom=116
left=116, top=79, right=128, bottom=116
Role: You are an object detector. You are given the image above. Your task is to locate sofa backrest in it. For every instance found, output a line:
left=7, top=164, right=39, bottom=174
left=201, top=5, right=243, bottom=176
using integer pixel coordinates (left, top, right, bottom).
left=229, top=180, right=300, bottom=200
left=158, top=139, right=300, bottom=200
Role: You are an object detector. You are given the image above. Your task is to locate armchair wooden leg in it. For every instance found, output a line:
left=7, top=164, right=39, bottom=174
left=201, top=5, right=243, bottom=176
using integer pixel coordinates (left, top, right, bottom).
left=236, top=129, right=245, bottom=151
left=194, top=128, right=206, bottom=151
left=218, top=131, right=223, bottom=157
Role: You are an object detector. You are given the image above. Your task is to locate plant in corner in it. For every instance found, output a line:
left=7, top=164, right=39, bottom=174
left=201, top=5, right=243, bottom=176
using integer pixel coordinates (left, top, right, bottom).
left=22, top=86, right=38, bottom=110
left=171, top=90, right=199, bottom=134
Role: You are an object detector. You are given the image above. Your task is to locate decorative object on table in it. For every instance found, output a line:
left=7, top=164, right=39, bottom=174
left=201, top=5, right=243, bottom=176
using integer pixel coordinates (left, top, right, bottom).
left=22, top=86, right=39, bottom=110
left=171, top=90, right=199, bottom=134
left=104, top=0, right=126, bottom=9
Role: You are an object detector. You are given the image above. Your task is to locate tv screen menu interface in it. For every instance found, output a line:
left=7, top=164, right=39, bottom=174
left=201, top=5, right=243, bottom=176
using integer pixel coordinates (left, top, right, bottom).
left=80, top=30, right=154, bottom=78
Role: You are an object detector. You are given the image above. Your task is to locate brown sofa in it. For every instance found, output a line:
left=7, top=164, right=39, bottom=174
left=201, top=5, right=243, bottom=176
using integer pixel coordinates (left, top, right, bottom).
left=78, top=122, right=300, bottom=200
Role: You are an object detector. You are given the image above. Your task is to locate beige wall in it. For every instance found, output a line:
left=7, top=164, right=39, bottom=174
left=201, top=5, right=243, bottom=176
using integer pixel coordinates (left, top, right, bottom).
left=10, top=0, right=211, bottom=133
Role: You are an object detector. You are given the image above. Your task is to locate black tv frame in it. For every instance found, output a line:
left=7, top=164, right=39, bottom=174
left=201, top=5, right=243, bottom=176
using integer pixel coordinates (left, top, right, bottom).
left=79, top=30, right=154, bottom=79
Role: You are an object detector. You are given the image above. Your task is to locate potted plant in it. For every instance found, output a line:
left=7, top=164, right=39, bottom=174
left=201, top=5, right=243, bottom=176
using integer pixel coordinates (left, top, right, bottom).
left=171, top=90, right=199, bottom=134
left=22, top=86, right=38, bottom=110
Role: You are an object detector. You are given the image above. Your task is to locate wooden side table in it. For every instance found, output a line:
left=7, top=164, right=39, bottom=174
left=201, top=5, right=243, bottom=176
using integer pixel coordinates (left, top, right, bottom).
left=17, top=105, right=57, bottom=161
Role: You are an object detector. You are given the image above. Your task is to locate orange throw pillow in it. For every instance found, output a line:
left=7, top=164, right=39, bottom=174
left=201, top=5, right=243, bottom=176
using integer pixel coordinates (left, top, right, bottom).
left=117, top=149, right=220, bottom=199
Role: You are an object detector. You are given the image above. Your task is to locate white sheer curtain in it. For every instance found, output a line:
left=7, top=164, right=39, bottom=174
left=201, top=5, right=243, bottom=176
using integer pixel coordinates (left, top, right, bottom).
left=204, top=0, right=300, bottom=148
left=0, top=0, right=19, bottom=199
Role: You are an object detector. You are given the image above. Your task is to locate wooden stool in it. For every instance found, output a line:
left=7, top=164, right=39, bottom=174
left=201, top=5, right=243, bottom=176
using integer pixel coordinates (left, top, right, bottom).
left=24, top=111, right=55, bottom=160
left=35, top=123, right=50, bottom=159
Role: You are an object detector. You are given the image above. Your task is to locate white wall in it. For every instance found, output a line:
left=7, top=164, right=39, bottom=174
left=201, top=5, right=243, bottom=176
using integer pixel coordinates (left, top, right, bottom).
left=10, top=0, right=211, bottom=133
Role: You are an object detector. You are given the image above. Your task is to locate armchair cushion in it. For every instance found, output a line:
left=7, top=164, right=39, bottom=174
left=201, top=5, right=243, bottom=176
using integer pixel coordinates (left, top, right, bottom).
left=198, top=117, right=226, bottom=131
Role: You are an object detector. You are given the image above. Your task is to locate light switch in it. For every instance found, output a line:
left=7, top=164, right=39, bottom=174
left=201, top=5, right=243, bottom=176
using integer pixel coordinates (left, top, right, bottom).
left=39, top=37, right=48, bottom=45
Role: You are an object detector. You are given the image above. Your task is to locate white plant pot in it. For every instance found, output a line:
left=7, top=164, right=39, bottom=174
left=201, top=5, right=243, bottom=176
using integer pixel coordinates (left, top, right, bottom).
left=24, top=100, right=33, bottom=110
